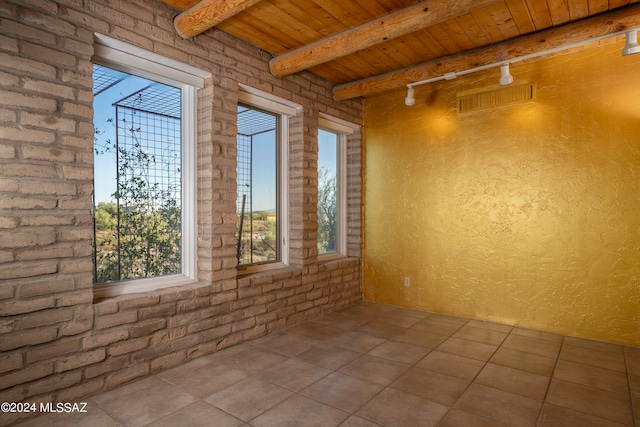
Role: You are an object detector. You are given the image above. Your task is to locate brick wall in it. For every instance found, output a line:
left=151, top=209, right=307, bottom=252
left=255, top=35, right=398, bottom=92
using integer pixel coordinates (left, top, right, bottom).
left=0, top=0, right=363, bottom=424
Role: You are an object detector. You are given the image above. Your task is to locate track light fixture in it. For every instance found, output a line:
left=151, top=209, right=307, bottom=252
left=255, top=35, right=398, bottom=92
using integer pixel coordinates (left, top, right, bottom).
left=404, top=86, right=415, bottom=106
left=499, top=63, right=513, bottom=86
left=622, top=30, right=640, bottom=56
left=404, top=61, right=515, bottom=106
left=403, top=26, right=640, bottom=107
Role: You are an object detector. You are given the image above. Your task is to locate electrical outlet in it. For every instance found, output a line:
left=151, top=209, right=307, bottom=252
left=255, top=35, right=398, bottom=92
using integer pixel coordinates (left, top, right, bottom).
left=404, top=277, right=410, bottom=287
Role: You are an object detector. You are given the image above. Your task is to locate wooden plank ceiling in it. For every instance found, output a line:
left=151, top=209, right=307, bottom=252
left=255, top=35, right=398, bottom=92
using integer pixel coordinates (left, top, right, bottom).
left=160, top=0, right=640, bottom=99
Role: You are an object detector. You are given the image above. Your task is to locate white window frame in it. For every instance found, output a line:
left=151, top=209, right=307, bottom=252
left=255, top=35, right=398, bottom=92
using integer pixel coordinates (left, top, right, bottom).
left=318, top=113, right=359, bottom=261
left=236, top=84, right=301, bottom=274
left=92, top=34, right=209, bottom=299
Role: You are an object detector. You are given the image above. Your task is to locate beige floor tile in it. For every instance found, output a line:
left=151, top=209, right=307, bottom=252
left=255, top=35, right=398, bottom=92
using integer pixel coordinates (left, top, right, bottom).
left=376, top=304, right=413, bottom=315
left=145, top=401, right=242, bottom=427
left=375, top=312, right=424, bottom=328
left=14, top=399, right=121, bottom=427
left=501, top=334, right=562, bottom=359
left=390, top=328, right=449, bottom=349
left=625, top=346, right=640, bottom=376
left=452, top=325, right=509, bottom=346
left=286, top=322, right=350, bottom=341
left=510, top=327, right=563, bottom=343
left=454, top=383, right=542, bottom=427
left=474, top=363, right=550, bottom=400
left=553, top=359, right=629, bottom=394
left=250, top=394, right=349, bottom=427
left=336, top=302, right=378, bottom=318
left=91, top=376, right=197, bottom=427
left=416, top=350, right=485, bottom=381
left=465, top=319, right=513, bottom=334
left=206, top=377, right=292, bottom=421
left=212, top=343, right=288, bottom=374
left=325, top=330, right=386, bottom=353
left=90, top=375, right=163, bottom=405
left=426, top=313, right=469, bottom=325
left=490, top=347, right=557, bottom=376
left=257, top=358, right=332, bottom=392
left=301, top=372, right=384, bottom=413
left=546, top=379, right=634, bottom=425
left=439, top=408, right=511, bottom=427
left=629, top=373, right=640, bottom=397
left=411, top=318, right=465, bottom=336
left=338, top=354, right=410, bottom=386
left=538, top=403, right=630, bottom=427
left=250, top=331, right=322, bottom=356
left=162, top=360, right=248, bottom=398
left=363, top=303, right=396, bottom=313
left=560, top=343, right=627, bottom=373
left=391, top=366, right=470, bottom=406
left=564, top=336, right=625, bottom=354
left=355, top=320, right=406, bottom=339
left=356, top=388, right=449, bottom=427
left=339, top=415, right=382, bottom=426
left=157, top=354, right=219, bottom=381
left=296, top=344, right=361, bottom=370
left=13, top=302, right=639, bottom=427
left=311, top=312, right=369, bottom=330
left=437, top=337, right=498, bottom=362
left=367, top=340, right=431, bottom=365
left=386, top=306, right=430, bottom=319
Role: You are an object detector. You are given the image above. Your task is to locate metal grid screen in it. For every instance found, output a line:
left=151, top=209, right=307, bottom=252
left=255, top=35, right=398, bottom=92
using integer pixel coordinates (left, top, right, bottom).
left=99, top=83, right=182, bottom=282
left=114, top=84, right=182, bottom=209
left=92, top=65, right=126, bottom=96
left=236, top=105, right=277, bottom=266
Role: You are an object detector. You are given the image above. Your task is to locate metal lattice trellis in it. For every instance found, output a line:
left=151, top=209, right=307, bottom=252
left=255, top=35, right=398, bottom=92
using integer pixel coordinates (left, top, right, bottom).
left=92, top=65, right=126, bottom=96
left=92, top=66, right=183, bottom=283
left=114, top=84, right=182, bottom=210
left=236, top=105, right=277, bottom=265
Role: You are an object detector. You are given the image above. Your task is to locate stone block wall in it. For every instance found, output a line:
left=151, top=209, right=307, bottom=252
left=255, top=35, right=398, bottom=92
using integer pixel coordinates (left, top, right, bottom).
left=0, top=1, right=363, bottom=424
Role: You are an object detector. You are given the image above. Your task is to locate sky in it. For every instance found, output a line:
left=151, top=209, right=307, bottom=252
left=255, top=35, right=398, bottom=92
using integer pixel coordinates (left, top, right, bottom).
left=318, top=129, right=338, bottom=175
left=246, top=130, right=276, bottom=212
left=93, top=66, right=124, bottom=204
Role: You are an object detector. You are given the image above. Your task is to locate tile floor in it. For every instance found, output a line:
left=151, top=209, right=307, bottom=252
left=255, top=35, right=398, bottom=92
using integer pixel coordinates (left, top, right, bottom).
left=16, top=301, right=640, bottom=427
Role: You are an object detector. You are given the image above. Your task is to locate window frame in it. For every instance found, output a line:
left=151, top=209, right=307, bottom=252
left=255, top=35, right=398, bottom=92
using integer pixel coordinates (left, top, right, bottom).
left=317, top=113, right=359, bottom=261
left=236, top=84, right=301, bottom=275
left=92, top=34, right=209, bottom=299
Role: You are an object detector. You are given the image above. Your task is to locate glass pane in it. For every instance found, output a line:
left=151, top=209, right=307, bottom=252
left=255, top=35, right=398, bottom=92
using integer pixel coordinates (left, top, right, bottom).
left=236, top=105, right=278, bottom=266
left=318, top=129, right=338, bottom=253
left=92, top=64, right=182, bottom=284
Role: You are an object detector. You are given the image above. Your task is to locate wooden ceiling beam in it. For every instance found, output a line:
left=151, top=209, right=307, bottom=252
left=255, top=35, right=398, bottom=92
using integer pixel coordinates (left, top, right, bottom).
left=174, top=0, right=262, bottom=39
left=269, top=0, right=501, bottom=78
left=333, top=3, right=640, bottom=100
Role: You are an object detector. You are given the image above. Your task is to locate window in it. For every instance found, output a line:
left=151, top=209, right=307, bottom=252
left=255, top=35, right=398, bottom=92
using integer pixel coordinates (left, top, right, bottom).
left=235, top=85, right=300, bottom=272
left=92, top=34, right=208, bottom=297
left=317, top=129, right=340, bottom=254
left=317, top=114, right=359, bottom=258
left=236, top=105, right=279, bottom=266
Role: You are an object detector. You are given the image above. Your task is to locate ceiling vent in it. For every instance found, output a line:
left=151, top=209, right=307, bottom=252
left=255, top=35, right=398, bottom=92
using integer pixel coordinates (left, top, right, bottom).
left=458, top=85, right=534, bottom=113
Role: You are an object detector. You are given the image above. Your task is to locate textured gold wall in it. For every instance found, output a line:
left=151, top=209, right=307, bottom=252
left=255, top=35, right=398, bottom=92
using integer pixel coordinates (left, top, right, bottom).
left=363, top=40, right=640, bottom=346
